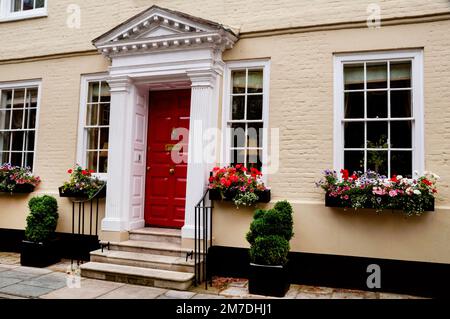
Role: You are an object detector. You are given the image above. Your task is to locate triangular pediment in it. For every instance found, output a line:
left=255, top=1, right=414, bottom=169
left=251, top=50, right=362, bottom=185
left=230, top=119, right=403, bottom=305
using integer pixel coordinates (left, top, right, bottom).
left=93, top=5, right=238, bottom=57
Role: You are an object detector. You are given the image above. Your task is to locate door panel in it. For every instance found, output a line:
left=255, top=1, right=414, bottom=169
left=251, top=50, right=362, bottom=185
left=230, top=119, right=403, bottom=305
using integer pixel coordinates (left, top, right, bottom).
left=145, top=89, right=191, bottom=228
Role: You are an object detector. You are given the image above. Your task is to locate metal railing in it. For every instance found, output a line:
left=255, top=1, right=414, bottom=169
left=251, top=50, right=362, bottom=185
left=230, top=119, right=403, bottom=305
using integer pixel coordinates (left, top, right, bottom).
left=194, top=188, right=213, bottom=289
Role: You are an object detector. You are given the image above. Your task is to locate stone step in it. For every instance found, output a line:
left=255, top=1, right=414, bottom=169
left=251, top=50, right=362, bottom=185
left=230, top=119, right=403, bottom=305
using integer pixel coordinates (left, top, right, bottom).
left=80, top=262, right=194, bottom=290
left=106, top=240, right=193, bottom=257
left=129, top=227, right=181, bottom=244
left=90, top=249, right=197, bottom=273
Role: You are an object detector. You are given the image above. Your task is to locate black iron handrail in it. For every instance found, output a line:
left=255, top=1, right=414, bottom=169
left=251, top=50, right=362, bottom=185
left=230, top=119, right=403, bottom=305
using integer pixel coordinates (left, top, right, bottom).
left=194, top=187, right=213, bottom=289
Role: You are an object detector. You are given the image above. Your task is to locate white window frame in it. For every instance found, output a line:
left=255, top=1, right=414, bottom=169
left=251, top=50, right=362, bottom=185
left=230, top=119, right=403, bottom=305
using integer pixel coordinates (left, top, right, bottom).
left=333, top=49, right=424, bottom=177
left=77, top=74, right=110, bottom=180
left=0, top=0, right=47, bottom=22
left=0, top=79, right=41, bottom=172
left=221, top=59, right=271, bottom=179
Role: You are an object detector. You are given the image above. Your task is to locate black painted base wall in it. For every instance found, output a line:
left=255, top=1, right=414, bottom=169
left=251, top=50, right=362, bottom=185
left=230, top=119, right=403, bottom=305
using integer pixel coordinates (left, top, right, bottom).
left=0, top=228, right=99, bottom=261
left=208, top=246, right=450, bottom=298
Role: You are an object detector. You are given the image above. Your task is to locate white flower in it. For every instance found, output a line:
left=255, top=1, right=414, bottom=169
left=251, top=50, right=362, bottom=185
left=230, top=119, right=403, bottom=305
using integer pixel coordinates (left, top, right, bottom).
left=413, top=190, right=421, bottom=195
left=396, top=175, right=403, bottom=180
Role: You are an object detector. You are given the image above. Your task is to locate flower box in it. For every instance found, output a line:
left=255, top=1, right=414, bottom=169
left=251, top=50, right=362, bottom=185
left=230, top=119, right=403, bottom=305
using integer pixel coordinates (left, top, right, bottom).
left=209, top=188, right=271, bottom=203
left=325, top=194, right=435, bottom=212
left=59, top=186, right=106, bottom=199
left=0, top=184, right=35, bottom=194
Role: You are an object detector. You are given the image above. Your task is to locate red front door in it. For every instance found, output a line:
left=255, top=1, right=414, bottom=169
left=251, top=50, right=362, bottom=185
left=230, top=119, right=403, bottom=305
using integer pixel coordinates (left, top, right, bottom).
left=145, top=89, right=191, bottom=228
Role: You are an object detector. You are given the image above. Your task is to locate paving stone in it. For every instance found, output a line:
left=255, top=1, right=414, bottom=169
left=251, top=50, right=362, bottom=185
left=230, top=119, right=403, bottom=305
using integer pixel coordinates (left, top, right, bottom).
left=228, top=280, right=248, bottom=288
left=98, top=285, right=167, bottom=299
left=296, top=292, right=333, bottom=299
left=219, top=286, right=249, bottom=297
left=282, top=287, right=300, bottom=299
left=21, top=272, right=68, bottom=290
left=0, top=270, right=43, bottom=281
left=0, top=265, right=18, bottom=272
left=0, top=277, right=22, bottom=288
left=40, top=279, right=124, bottom=299
left=192, top=293, right=228, bottom=299
left=0, top=283, right=54, bottom=298
left=331, top=292, right=367, bottom=299
left=297, top=285, right=334, bottom=294
left=164, top=290, right=196, bottom=299
left=0, top=292, right=27, bottom=299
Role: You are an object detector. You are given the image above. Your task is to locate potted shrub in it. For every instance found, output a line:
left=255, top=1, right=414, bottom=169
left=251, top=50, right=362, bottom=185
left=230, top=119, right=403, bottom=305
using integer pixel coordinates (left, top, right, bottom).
left=59, top=165, right=106, bottom=199
left=21, top=195, right=60, bottom=267
left=246, top=201, right=294, bottom=297
left=0, top=164, right=41, bottom=194
left=316, top=169, right=438, bottom=216
left=209, top=165, right=270, bottom=207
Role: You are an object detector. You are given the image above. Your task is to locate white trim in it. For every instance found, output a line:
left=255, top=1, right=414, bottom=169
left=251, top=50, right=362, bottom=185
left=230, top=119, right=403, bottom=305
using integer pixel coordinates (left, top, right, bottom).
left=77, top=73, right=110, bottom=180
left=0, top=0, right=47, bottom=22
left=0, top=79, right=42, bottom=173
left=333, top=49, right=424, bottom=176
left=221, top=59, right=271, bottom=180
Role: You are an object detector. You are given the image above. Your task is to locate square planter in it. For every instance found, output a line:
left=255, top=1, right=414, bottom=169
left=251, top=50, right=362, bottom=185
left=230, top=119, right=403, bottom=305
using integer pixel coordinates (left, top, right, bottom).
left=20, top=240, right=60, bottom=268
left=248, top=263, right=290, bottom=297
left=59, top=186, right=106, bottom=199
left=209, top=188, right=271, bottom=203
left=325, top=194, right=435, bottom=212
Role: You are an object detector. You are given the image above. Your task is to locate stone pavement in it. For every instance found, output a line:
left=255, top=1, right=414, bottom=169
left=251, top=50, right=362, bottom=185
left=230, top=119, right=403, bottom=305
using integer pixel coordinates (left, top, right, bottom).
left=0, top=252, right=422, bottom=299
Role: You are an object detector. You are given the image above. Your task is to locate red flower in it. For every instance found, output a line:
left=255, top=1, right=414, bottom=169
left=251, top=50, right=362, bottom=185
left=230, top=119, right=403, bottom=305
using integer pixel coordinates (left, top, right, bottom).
left=82, top=170, right=88, bottom=176
left=350, top=174, right=358, bottom=181
left=235, top=164, right=242, bottom=170
left=67, top=169, right=73, bottom=174
left=422, top=179, right=432, bottom=186
left=340, top=169, right=349, bottom=180
left=89, top=169, right=95, bottom=174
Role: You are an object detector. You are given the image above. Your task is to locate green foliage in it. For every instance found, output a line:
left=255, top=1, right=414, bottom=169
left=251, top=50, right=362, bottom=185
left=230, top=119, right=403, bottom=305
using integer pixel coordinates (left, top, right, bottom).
left=25, top=195, right=59, bottom=243
left=233, top=192, right=259, bottom=207
left=249, top=235, right=290, bottom=266
left=246, top=201, right=294, bottom=266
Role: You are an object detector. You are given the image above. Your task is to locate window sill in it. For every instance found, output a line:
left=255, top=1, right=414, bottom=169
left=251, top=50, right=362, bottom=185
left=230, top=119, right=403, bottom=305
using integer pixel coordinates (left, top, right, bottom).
left=0, top=10, right=47, bottom=23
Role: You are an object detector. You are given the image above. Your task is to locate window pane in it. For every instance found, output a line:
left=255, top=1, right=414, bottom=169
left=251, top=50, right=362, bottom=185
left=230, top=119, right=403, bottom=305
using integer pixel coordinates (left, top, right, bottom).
left=367, top=62, right=387, bottom=89
left=0, top=132, right=11, bottom=151
left=367, top=91, right=387, bottom=118
left=86, top=104, right=98, bottom=126
left=344, top=122, right=364, bottom=148
left=247, top=70, right=263, bottom=93
left=390, top=61, right=411, bottom=88
left=24, top=108, right=36, bottom=129
left=12, top=0, right=21, bottom=12
left=344, top=64, right=364, bottom=90
left=0, top=110, right=11, bottom=130
left=11, top=152, right=23, bottom=166
left=391, top=121, right=412, bottom=148
left=367, top=122, right=388, bottom=148
left=1, top=151, right=10, bottom=164
left=1, top=90, right=12, bottom=109
left=11, top=131, right=24, bottom=151
left=13, top=89, right=25, bottom=108
left=23, top=0, right=33, bottom=10
left=391, top=151, right=412, bottom=178
left=344, top=92, right=364, bottom=118
left=232, top=71, right=246, bottom=94
left=87, top=128, right=99, bottom=150
left=231, top=149, right=245, bottom=166
left=100, top=82, right=111, bottom=103
left=99, top=151, right=108, bottom=173
left=88, top=82, right=100, bottom=103
left=24, top=152, right=34, bottom=168
left=247, top=123, right=263, bottom=148
left=344, top=151, right=364, bottom=174
left=231, top=96, right=245, bottom=120
left=99, top=104, right=110, bottom=126
left=391, top=90, right=411, bottom=118
left=25, top=131, right=35, bottom=151
left=230, top=123, right=245, bottom=148
left=99, top=128, right=109, bottom=150
left=247, top=95, right=263, bottom=120
left=367, top=151, right=388, bottom=176
left=247, top=149, right=262, bottom=171
left=87, top=151, right=98, bottom=172
left=25, top=88, right=38, bottom=108
left=36, top=0, right=45, bottom=8
left=11, top=110, right=23, bottom=129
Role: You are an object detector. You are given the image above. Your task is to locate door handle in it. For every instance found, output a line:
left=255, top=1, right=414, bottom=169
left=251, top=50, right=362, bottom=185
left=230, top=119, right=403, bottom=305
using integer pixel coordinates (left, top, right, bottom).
left=169, top=167, right=175, bottom=175
left=147, top=166, right=151, bottom=171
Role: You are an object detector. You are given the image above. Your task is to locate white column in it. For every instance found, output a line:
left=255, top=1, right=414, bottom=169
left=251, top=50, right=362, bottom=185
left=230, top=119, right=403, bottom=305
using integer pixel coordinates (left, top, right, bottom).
left=102, top=76, right=134, bottom=232
left=182, top=70, right=219, bottom=239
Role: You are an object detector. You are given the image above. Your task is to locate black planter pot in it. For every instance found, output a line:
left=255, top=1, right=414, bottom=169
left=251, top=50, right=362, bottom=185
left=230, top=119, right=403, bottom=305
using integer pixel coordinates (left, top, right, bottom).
left=209, top=188, right=271, bottom=203
left=0, top=183, right=35, bottom=194
left=59, top=185, right=106, bottom=199
left=20, top=240, right=60, bottom=268
left=248, top=263, right=290, bottom=297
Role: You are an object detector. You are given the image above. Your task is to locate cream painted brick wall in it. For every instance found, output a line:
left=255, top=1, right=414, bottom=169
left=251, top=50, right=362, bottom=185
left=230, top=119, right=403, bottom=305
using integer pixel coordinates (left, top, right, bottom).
left=0, top=0, right=449, bottom=60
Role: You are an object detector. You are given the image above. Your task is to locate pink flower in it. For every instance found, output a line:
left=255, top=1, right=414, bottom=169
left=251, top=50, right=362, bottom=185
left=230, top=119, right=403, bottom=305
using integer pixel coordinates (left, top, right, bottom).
left=389, top=190, right=398, bottom=197
left=373, top=187, right=387, bottom=196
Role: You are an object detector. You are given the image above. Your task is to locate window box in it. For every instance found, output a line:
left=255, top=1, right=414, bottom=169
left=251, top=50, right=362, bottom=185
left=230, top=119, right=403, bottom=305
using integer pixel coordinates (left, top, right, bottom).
left=209, top=188, right=271, bottom=203
left=324, top=193, right=435, bottom=212
left=0, top=184, right=35, bottom=194
left=59, top=186, right=106, bottom=199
